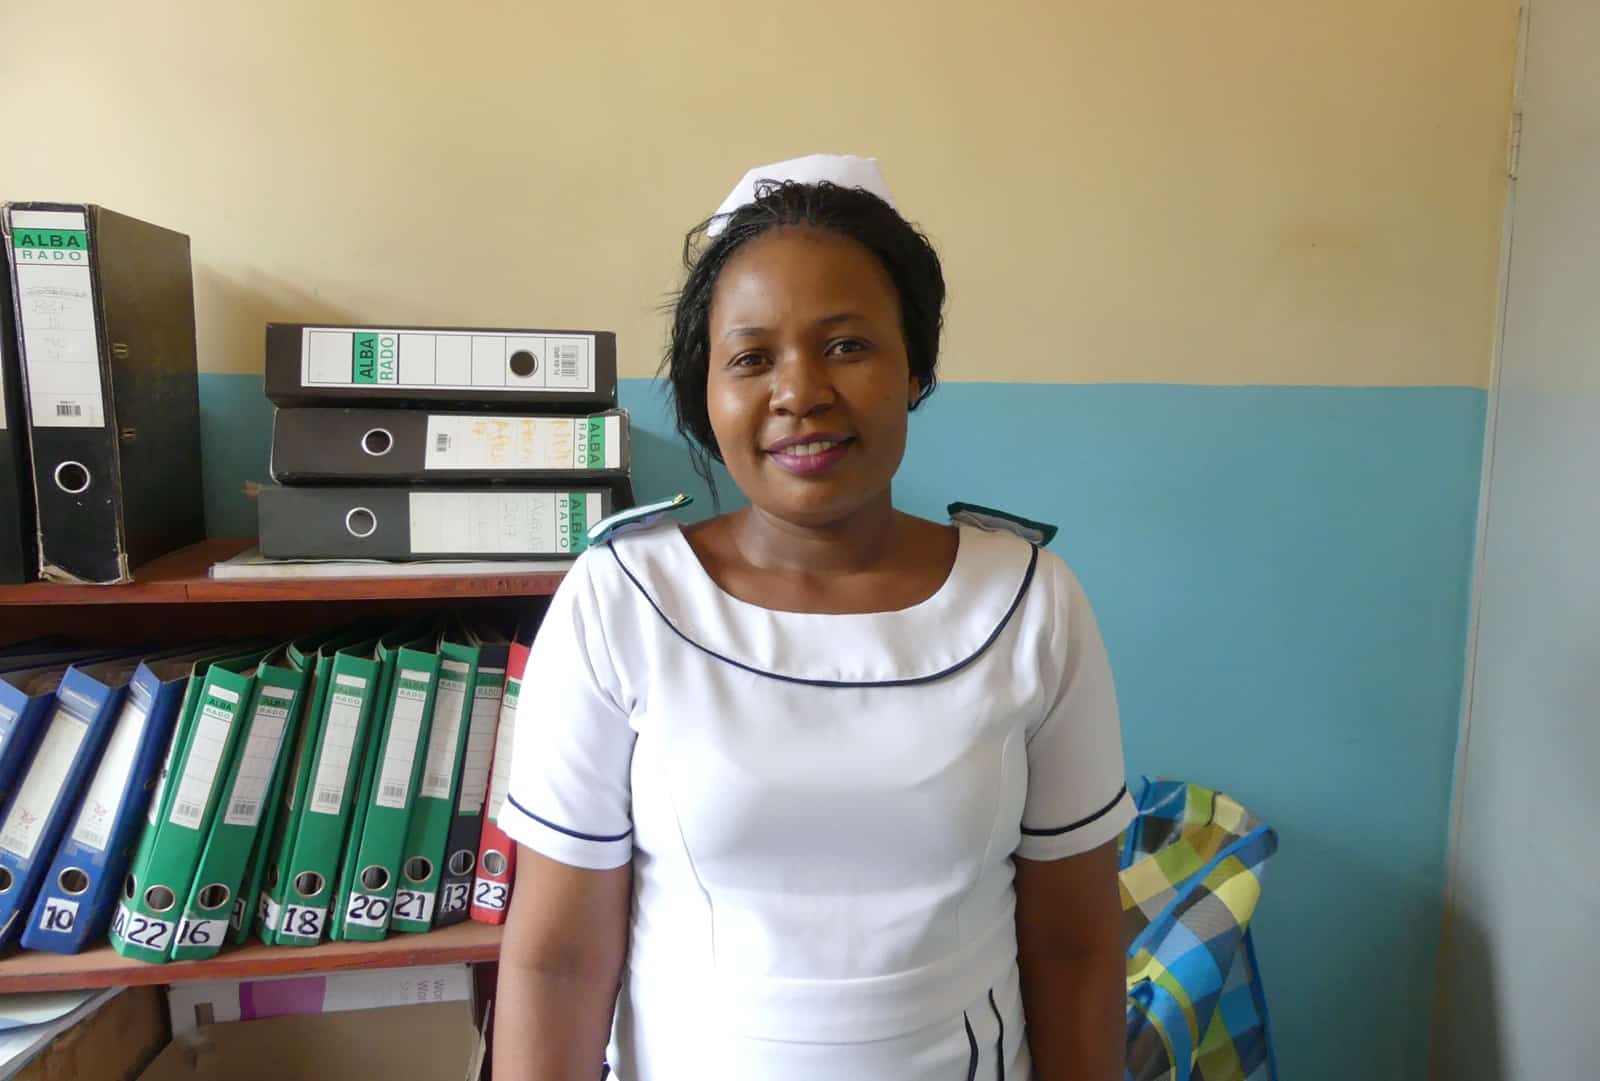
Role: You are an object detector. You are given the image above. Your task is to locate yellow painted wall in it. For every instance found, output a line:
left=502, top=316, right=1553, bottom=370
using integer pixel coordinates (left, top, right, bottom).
left=3, top=0, right=1517, bottom=386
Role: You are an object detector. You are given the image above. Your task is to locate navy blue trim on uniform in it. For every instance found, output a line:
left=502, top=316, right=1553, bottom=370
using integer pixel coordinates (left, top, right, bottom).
left=608, top=543, right=1041, bottom=689
left=505, top=793, right=633, bottom=843
left=988, top=988, right=1005, bottom=1081
left=1019, top=783, right=1129, bottom=837
left=963, top=1012, right=979, bottom=1081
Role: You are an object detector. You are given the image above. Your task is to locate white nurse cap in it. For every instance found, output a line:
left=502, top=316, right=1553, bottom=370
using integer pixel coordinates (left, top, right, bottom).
left=706, top=153, right=897, bottom=237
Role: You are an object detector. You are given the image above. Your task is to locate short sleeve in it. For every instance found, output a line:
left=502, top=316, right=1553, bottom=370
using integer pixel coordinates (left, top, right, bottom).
left=1016, top=555, right=1137, bottom=861
left=498, top=552, right=637, bottom=870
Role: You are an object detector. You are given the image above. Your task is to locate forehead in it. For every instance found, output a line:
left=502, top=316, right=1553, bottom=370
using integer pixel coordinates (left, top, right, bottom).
left=709, top=227, right=900, bottom=328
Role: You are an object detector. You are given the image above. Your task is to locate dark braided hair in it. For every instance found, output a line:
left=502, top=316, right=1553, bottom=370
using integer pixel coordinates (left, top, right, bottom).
left=660, top=180, right=946, bottom=495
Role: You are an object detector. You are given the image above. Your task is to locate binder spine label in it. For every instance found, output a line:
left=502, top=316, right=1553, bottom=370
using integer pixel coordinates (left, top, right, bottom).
left=0, top=705, right=90, bottom=858
left=375, top=671, right=430, bottom=809
left=457, top=674, right=503, bottom=812
left=422, top=414, right=621, bottom=472
left=169, top=691, right=239, bottom=830
left=69, top=692, right=152, bottom=851
left=310, top=676, right=366, bottom=815
left=223, top=689, right=294, bottom=827
left=301, top=328, right=596, bottom=394
left=485, top=677, right=521, bottom=822
left=419, top=665, right=469, bottom=800
left=392, top=888, right=434, bottom=926
left=175, top=917, right=227, bottom=949
left=112, top=901, right=174, bottom=952
left=9, top=209, right=105, bottom=428
left=408, top=492, right=602, bottom=555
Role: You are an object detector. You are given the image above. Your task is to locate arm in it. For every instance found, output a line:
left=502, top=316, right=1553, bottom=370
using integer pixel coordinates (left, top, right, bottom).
left=494, top=847, right=632, bottom=1081
left=1015, top=840, right=1126, bottom=1081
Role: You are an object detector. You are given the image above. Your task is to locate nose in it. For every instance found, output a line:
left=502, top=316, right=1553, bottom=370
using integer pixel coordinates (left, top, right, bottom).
left=768, top=352, right=835, bottom=419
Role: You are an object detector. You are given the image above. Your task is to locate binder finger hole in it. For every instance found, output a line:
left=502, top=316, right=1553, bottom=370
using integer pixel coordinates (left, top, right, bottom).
left=293, top=871, right=325, bottom=898
left=198, top=883, right=230, bottom=911
left=123, top=873, right=136, bottom=900
left=360, top=866, right=390, bottom=892
left=144, top=885, right=177, bottom=913
left=403, top=857, right=432, bottom=883
left=482, top=850, right=508, bottom=877
left=360, top=428, right=394, bottom=457
left=345, top=507, right=377, bottom=539
left=0, top=868, right=13, bottom=894
left=509, top=349, right=538, bottom=377
left=53, top=461, right=91, bottom=495
left=58, top=868, right=90, bottom=896
left=447, top=850, right=475, bottom=877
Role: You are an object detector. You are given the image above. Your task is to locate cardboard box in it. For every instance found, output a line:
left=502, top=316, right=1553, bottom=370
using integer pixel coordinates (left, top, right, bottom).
left=137, top=1001, right=479, bottom=1081
left=13, top=986, right=168, bottom=1081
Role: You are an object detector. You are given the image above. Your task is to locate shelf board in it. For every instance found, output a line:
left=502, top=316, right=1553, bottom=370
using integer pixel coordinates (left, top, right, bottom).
left=0, top=920, right=502, bottom=992
left=0, top=539, right=567, bottom=606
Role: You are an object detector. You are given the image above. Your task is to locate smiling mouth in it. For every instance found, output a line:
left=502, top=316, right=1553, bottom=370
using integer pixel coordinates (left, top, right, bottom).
left=764, top=437, right=855, bottom=476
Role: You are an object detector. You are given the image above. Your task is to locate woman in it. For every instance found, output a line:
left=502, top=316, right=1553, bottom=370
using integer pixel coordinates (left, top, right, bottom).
left=495, top=155, right=1134, bottom=1081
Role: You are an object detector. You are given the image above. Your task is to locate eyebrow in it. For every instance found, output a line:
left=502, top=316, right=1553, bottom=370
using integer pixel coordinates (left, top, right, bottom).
left=721, top=312, right=868, bottom=341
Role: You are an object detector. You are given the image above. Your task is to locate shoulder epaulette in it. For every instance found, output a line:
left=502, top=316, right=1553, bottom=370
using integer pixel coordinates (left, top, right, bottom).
left=587, top=493, right=694, bottom=547
left=947, top=501, right=1058, bottom=546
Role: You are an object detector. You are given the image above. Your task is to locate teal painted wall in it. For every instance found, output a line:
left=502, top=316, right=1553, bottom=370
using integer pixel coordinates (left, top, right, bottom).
left=200, top=373, right=1485, bottom=1081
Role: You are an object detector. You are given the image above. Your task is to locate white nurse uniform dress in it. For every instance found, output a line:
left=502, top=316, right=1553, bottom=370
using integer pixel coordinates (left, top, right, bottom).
left=498, top=513, right=1136, bottom=1081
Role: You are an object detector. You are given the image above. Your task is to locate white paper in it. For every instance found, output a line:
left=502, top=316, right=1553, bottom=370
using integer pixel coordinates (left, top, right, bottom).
left=10, top=209, right=103, bottom=429
left=300, top=327, right=594, bottom=393
left=0, top=707, right=90, bottom=859
left=419, top=665, right=469, bottom=800
left=423, top=415, right=617, bottom=472
left=69, top=693, right=151, bottom=852
left=168, top=702, right=234, bottom=831
left=222, top=687, right=294, bottom=827
left=310, top=684, right=365, bottom=815
left=375, top=674, right=429, bottom=810
left=409, top=491, right=596, bottom=555
left=456, top=672, right=503, bottom=812
left=165, top=965, right=471, bottom=1037
left=485, top=677, right=521, bottom=821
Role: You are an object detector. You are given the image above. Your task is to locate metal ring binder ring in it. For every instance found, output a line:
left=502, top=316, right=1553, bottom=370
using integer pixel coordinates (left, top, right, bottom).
left=345, top=507, right=378, bottom=539
left=58, top=868, right=90, bottom=896
left=360, top=865, right=390, bottom=891
left=482, top=850, right=508, bottom=876
left=144, top=884, right=177, bottom=912
left=53, top=460, right=92, bottom=494
left=0, top=867, right=13, bottom=894
left=361, top=428, right=394, bottom=456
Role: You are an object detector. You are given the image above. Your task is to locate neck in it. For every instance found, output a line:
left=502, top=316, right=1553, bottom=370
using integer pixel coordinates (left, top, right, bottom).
left=731, top=492, right=900, bottom=575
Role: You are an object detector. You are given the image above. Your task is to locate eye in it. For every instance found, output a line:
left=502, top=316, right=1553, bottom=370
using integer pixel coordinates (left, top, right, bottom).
left=727, top=351, right=770, bottom=370
left=826, top=337, right=870, bottom=357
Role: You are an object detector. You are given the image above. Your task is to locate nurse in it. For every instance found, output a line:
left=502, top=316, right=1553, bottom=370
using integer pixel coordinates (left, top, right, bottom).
left=495, top=155, right=1135, bottom=1081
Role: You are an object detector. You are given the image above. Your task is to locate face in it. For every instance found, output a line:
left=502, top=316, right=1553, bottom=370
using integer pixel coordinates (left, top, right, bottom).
left=706, top=226, right=920, bottom=530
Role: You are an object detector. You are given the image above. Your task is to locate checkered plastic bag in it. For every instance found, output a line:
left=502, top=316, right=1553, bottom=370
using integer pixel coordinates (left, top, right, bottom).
left=1119, top=778, right=1279, bottom=1081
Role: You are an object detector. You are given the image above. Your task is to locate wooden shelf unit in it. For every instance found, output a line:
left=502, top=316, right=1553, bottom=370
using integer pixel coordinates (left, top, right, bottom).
left=0, top=921, right=503, bottom=993
left=0, top=539, right=564, bottom=991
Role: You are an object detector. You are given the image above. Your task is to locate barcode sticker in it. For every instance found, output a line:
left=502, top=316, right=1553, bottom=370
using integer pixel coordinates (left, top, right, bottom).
left=0, top=706, right=91, bottom=858
left=457, top=673, right=503, bottom=812
left=418, top=671, right=468, bottom=800
left=168, top=702, right=234, bottom=830
left=69, top=693, right=152, bottom=852
left=10, top=209, right=105, bottom=429
left=485, top=677, right=521, bottom=821
left=222, top=689, right=294, bottom=828
left=310, top=687, right=365, bottom=815
left=374, top=674, right=430, bottom=810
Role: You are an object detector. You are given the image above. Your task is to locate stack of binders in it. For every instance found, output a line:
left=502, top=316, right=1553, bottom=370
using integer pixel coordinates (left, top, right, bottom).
left=256, top=323, right=633, bottom=563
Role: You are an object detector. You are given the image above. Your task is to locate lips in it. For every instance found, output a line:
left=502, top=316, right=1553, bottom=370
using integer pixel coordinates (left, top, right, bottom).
left=763, top=433, right=854, bottom=477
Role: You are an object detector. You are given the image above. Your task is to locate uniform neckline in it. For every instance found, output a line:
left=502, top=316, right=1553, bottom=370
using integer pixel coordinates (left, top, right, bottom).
left=604, top=521, right=1040, bottom=686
